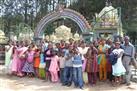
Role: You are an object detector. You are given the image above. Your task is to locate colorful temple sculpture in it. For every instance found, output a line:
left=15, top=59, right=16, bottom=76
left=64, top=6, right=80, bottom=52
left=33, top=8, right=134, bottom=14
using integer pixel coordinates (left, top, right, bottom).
left=0, top=30, right=8, bottom=64
left=0, top=30, right=8, bottom=44
left=94, top=2, right=123, bottom=40
left=34, top=3, right=123, bottom=43
left=34, top=4, right=91, bottom=42
left=46, top=25, right=80, bottom=43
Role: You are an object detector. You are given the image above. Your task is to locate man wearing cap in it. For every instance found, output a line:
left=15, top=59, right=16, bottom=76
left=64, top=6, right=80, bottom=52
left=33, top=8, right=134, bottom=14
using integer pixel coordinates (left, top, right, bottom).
left=122, top=36, right=135, bottom=85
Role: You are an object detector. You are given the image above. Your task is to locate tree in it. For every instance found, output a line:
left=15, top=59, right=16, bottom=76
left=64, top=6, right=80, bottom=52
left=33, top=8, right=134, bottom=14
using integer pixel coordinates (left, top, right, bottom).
left=70, top=0, right=137, bottom=44
left=70, top=0, right=106, bottom=23
left=111, top=0, right=137, bottom=44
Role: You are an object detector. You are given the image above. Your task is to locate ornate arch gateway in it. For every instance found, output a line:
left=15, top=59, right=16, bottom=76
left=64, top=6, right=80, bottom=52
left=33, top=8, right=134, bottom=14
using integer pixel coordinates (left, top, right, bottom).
left=34, top=6, right=91, bottom=39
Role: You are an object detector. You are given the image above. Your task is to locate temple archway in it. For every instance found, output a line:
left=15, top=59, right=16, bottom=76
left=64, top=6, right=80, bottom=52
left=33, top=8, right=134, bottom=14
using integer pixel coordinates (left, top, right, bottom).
left=34, top=7, right=91, bottom=38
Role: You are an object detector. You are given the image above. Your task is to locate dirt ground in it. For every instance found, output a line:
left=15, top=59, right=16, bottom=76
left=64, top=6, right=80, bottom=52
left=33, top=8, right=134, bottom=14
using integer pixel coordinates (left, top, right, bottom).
left=0, top=65, right=137, bottom=91
left=0, top=74, right=137, bottom=91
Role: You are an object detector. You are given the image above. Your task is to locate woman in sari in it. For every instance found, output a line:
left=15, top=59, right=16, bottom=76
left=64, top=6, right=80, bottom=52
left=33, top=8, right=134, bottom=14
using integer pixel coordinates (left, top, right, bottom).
left=85, top=42, right=98, bottom=85
left=17, top=41, right=28, bottom=77
left=5, top=41, right=13, bottom=74
left=11, top=41, right=19, bottom=75
left=98, top=39, right=109, bottom=81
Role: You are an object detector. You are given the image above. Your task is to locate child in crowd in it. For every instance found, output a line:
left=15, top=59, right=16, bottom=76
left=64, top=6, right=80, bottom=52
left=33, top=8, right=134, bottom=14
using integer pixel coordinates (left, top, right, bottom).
left=78, top=42, right=89, bottom=84
left=22, top=47, right=35, bottom=77
left=72, top=49, right=83, bottom=89
left=111, top=41, right=126, bottom=86
left=49, top=50, right=59, bottom=82
left=34, top=48, right=40, bottom=77
left=58, top=51, right=66, bottom=84
left=63, top=46, right=73, bottom=86
left=44, top=43, right=53, bottom=81
left=39, top=52, right=46, bottom=79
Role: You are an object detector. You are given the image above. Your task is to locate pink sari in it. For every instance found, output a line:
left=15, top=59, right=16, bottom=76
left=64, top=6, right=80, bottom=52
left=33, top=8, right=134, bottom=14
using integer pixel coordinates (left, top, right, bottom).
left=11, top=47, right=19, bottom=72
left=49, top=55, right=59, bottom=72
left=17, top=47, right=28, bottom=75
left=82, top=58, right=87, bottom=72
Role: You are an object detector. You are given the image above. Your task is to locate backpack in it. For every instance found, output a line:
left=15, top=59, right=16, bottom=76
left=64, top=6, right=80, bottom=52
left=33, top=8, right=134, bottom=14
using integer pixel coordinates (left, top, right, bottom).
left=109, top=53, right=118, bottom=65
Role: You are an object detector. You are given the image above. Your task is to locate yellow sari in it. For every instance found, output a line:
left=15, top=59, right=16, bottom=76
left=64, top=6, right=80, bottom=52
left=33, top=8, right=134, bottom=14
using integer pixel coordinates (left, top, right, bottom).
left=98, top=44, right=108, bottom=80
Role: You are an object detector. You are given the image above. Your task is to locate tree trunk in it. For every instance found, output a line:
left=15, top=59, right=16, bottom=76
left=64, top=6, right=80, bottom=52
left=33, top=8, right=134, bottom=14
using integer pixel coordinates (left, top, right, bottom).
left=24, top=0, right=28, bottom=24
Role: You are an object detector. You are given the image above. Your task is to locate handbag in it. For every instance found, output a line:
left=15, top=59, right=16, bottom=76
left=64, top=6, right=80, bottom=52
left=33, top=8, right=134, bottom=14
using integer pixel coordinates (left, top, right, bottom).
left=39, top=63, right=46, bottom=68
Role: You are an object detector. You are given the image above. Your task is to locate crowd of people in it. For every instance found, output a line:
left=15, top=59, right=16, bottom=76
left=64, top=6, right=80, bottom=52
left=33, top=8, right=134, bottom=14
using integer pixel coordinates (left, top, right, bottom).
left=4, top=36, right=136, bottom=89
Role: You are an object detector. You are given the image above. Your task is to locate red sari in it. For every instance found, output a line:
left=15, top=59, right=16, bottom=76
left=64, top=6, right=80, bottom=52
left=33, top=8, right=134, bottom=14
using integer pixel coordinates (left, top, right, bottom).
left=85, top=47, right=98, bottom=84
